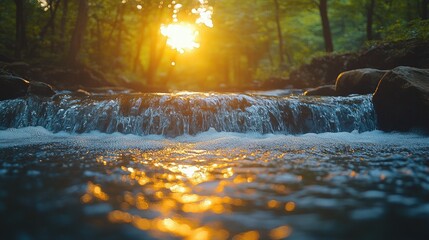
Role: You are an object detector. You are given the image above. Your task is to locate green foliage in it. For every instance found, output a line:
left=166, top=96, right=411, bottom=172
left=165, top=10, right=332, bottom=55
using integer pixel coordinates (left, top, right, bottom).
left=0, top=0, right=427, bottom=90
left=0, top=1, right=16, bottom=57
left=380, top=19, right=429, bottom=41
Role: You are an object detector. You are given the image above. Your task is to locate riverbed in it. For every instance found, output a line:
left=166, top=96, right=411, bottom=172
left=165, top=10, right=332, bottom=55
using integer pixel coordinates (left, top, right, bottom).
left=1, top=127, right=429, bottom=240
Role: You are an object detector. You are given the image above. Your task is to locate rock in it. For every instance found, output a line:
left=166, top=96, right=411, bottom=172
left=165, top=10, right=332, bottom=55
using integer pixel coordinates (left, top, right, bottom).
left=335, top=68, right=387, bottom=96
left=0, top=54, right=17, bottom=63
left=287, top=39, right=429, bottom=88
left=304, top=85, right=338, bottom=96
left=43, top=67, right=110, bottom=90
left=78, top=68, right=105, bottom=87
left=28, top=67, right=45, bottom=82
left=28, top=81, right=55, bottom=97
left=75, top=89, right=91, bottom=97
left=0, top=75, right=30, bottom=100
left=4, top=62, right=31, bottom=79
left=373, top=66, right=429, bottom=132
left=288, top=53, right=359, bottom=88
left=43, top=69, right=76, bottom=87
left=0, top=61, right=9, bottom=69
left=358, top=39, right=429, bottom=70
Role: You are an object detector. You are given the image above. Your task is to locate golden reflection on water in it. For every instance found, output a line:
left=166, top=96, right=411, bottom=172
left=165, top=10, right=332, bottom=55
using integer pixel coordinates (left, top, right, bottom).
left=232, top=230, right=260, bottom=240
left=81, top=181, right=109, bottom=203
left=84, top=146, right=296, bottom=239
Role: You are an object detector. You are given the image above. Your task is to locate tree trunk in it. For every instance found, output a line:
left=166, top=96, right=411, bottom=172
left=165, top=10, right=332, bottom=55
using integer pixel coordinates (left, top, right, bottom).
left=318, top=0, right=334, bottom=52
left=60, top=0, right=68, bottom=42
left=94, top=14, right=102, bottom=59
left=114, top=7, right=125, bottom=58
left=14, top=0, right=26, bottom=59
left=133, top=18, right=147, bottom=72
left=164, top=52, right=177, bottom=86
left=67, top=0, right=88, bottom=65
left=423, top=0, right=429, bottom=19
left=145, top=6, right=167, bottom=86
left=42, top=0, right=61, bottom=53
left=107, top=4, right=122, bottom=43
left=146, top=27, right=166, bottom=86
left=273, top=0, right=285, bottom=65
left=366, top=0, right=375, bottom=41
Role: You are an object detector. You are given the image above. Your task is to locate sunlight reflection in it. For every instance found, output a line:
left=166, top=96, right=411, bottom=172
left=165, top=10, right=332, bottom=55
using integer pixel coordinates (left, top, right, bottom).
left=160, top=0, right=213, bottom=53
left=285, top=201, right=296, bottom=212
left=82, top=147, right=296, bottom=239
left=109, top=210, right=230, bottom=240
left=192, top=0, right=214, bottom=28
left=267, top=199, right=281, bottom=209
left=81, top=181, right=109, bottom=203
left=37, top=0, right=49, bottom=11
left=269, top=225, right=292, bottom=240
left=233, top=230, right=260, bottom=240
left=161, top=23, right=200, bottom=54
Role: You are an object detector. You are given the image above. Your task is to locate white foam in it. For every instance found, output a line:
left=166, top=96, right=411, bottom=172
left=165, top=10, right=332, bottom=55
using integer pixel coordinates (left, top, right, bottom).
left=247, top=89, right=302, bottom=96
left=0, top=127, right=428, bottom=150
left=0, top=127, right=167, bottom=149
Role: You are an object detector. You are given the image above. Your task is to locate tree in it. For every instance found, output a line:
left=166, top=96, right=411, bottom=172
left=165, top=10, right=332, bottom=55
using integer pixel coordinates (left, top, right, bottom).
left=60, top=0, right=68, bottom=43
left=143, top=1, right=168, bottom=86
left=366, top=0, right=376, bottom=40
left=423, top=0, right=429, bottom=19
left=14, top=0, right=27, bottom=59
left=317, top=0, right=334, bottom=52
left=39, top=0, right=61, bottom=41
left=2, top=0, right=428, bottom=90
left=67, top=0, right=88, bottom=65
left=273, top=0, right=285, bottom=65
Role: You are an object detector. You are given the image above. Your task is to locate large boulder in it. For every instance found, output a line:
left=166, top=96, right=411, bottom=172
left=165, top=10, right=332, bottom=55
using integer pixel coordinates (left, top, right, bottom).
left=0, top=75, right=29, bottom=100
left=373, top=66, right=429, bottom=132
left=304, top=85, right=338, bottom=96
left=28, top=81, right=56, bottom=97
left=336, top=68, right=387, bottom=96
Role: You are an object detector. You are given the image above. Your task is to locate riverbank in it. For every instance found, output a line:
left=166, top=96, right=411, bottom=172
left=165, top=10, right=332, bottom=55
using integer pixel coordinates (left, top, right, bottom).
left=286, top=39, right=429, bottom=89
left=2, top=39, right=429, bottom=93
left=1, top=39, right=429, bottom=133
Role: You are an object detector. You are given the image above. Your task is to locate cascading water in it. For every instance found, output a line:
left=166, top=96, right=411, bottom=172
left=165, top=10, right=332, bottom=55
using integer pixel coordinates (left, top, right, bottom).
left=0, top=92, right=376, bottom=136
left=1, top=92, right=429, bottom=240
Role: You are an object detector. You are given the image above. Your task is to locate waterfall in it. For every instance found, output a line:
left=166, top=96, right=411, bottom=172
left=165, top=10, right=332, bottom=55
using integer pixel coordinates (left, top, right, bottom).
left=0, top=93, right=376, bottom=137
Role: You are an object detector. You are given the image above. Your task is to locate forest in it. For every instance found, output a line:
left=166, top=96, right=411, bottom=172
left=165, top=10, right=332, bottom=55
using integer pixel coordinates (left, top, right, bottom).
left=2, top=2, right=429, bottom=240
left=1, top=0, right=429, bottom=91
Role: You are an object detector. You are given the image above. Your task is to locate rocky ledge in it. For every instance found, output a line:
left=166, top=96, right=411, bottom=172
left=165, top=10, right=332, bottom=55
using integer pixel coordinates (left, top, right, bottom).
left=305, top=66, right=429, bottom=133
left=0, top=75, right=55, bottom=100
left=290, top=39, right=429, bottom=89
left=304, top=68, right=386, bottom=96
left=373, top=66, right=429, bottom=132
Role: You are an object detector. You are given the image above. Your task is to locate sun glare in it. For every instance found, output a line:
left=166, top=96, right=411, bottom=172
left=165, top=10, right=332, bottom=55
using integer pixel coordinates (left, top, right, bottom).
left=161, top=23, right=200, bottom=54
left=37, top=0, right=50, bottom=11
left=192, top=0, right=214, bottom=28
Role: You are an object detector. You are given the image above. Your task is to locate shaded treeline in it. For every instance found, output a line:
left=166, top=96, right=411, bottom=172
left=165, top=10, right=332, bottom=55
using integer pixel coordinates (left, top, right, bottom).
left=0, top=0, right=428, bottom=90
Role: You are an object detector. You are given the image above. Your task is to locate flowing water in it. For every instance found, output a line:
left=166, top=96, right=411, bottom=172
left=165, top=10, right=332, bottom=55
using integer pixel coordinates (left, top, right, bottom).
left=0, top=92, right=376, bottom=136
left=0, top=92, right=428, bottom=240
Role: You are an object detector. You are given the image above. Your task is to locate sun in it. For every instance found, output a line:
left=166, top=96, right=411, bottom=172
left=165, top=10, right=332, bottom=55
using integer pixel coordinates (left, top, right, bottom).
left=160, top=23, right=200, bottom=54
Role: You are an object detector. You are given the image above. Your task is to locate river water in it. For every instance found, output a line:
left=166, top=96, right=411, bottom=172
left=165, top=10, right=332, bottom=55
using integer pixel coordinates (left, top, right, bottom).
left=0, top=92, right=428, bottom=240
